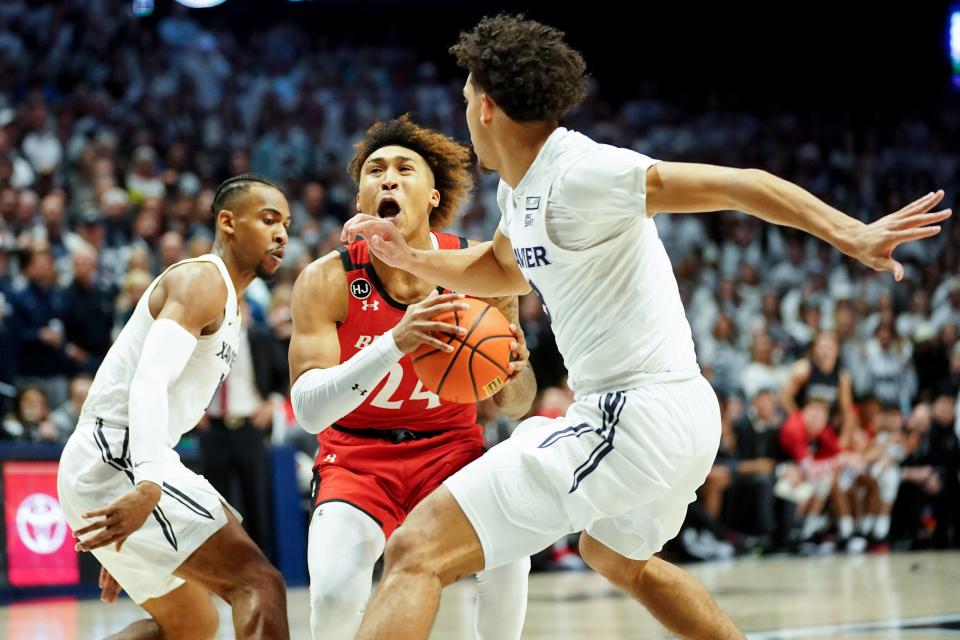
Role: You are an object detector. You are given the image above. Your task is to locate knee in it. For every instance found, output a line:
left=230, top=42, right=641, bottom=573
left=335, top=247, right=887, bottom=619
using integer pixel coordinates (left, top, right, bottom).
left=578, top=534, right=646, bottom=588
left=382, top=527, right=428, bottom=574
left=310, top=577, right=368, bottom=618
left=256, top=563, right=286, bottom=599
left=226, top=561, right=286, bottom=604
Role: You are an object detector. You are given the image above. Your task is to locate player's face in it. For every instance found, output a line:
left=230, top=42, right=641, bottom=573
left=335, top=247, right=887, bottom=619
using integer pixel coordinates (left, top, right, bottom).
left=463, top=75, right=496, bottom=173
left=227, top=185, right=290, bottom=280
left=357, top=146, right=439, bottom=238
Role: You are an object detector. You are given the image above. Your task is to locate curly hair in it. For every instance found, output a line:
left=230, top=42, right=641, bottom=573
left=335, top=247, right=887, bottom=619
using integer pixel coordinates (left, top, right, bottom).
left=348, top=115, right=473, bottom=230
left=450, top=14, right=588, bottom=123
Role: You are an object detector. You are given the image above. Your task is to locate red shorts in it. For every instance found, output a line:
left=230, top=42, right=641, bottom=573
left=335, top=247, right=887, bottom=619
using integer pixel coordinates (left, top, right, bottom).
left=312, top=426, right=485, bottom=538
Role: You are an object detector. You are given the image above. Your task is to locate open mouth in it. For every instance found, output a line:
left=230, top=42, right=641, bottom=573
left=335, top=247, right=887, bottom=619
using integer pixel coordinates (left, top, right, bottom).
left=268, top=249, right=285, bottom=265
left=377, top=197, right=401, bottom=221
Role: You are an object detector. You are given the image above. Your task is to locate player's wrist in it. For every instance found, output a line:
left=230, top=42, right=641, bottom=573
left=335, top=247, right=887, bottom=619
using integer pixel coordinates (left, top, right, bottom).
left=132, top=462, right=164, bottom=490
left=404, top=247, right=426, bottom=273
left=134, top=480, right=162, bottom=505
left=379, top=329, right=405, bottom=359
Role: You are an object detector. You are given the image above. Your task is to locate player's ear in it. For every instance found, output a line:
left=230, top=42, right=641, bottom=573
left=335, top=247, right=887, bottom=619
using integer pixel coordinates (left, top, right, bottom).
left=356, top=193, right=362, bottom=212
left=217, top=209, right=236, bottom=236
left=429, top=189, right=440, bottom=209
left=480, top=93, right=496, bottom=125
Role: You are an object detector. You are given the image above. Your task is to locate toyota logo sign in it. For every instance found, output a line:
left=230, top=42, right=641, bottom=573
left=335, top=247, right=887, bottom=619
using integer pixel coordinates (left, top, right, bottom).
left=16, top=493, right=68, bottom=555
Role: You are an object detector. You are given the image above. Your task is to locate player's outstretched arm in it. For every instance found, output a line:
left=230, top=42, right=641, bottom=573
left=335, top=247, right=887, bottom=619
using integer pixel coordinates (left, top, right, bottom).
left=288, top=254, right=470, bottom=433
left=646, top=162, right=951, bottom=281
left=342, top=214, right=531, bottom=297
left=75, top=263, right=227, bottom=553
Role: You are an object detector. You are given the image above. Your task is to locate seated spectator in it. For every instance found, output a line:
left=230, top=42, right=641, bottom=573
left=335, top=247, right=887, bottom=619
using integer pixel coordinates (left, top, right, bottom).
left=727, top=389, right=786, bottom=545
left=11, top=245, right=69, bottom=407
left=779, top=395, right=853, bottom=547
left=49, top=374, right=92, bottom=443
left=2, top=385, right=58, bottom=443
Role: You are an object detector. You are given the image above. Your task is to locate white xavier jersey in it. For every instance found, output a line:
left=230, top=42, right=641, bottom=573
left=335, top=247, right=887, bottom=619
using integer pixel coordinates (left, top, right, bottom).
left=81, top=254, right=240, bottom=446
left=498, top=128, right=699, bottom=396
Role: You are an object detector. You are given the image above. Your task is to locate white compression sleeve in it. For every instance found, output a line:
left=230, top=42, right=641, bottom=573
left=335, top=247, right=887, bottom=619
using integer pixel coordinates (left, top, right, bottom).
left=308, top=502, right=385, bottom=640
left=128, top=318, right=198, bottom=486
left=291, top=330, right=403, bottom=434
left=475, top=557, right=531, bottom=640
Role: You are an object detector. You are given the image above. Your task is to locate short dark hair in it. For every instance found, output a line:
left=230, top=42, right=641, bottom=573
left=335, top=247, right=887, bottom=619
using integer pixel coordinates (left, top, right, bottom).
left=450, top=14, right=588, bottom=122
left=210, top=173, right=282, bottom=217
left=348, top=115, right=473, bottom=230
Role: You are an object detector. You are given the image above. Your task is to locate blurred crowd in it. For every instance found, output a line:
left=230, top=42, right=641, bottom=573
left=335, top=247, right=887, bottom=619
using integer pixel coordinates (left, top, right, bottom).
left=1, top=0, right=958, bottom=565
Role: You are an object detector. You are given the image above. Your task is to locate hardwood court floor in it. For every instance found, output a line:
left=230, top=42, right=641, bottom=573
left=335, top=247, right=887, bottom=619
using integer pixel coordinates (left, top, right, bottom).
left=2, top=551, right=958, bottom=639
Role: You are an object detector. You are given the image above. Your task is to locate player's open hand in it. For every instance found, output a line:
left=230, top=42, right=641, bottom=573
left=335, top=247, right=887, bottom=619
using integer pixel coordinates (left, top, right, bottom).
left=73, top=481, right=162, bottom=553
left=507, top=323, right=530, bottom=377
left=849, top=190, right=951, bottom=281
left=341, top=213, right=413, bottom=269
left=393, top=291, right=470, bottom=354
left=99, top=566, right=122, bottom=603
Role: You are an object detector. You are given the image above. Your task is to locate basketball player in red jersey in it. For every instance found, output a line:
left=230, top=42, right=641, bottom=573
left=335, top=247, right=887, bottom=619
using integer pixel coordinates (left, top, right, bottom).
left=288, top=116, right=537, bottom=640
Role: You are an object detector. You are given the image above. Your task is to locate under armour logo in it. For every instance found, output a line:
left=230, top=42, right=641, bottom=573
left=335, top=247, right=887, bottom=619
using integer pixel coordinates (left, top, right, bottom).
left=362, top=300, right=379, bottom=312
left=351, top=383, right=368, bottom=396
left=323, top=454, right=336, bottom=463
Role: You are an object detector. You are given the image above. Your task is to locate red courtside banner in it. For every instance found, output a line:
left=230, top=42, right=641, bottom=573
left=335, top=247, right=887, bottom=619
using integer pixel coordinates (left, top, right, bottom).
left=4, top=461, right=79, bottom=586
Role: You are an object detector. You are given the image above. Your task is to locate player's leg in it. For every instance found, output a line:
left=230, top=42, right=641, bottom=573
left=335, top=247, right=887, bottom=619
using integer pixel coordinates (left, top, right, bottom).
left=474, top=557, right=530, bottom=640
left=357, top=486, right=487, bottom=639
left=579, top=532, right=744, bottom=640
left=104, top=581, right=219, bottom=640
left=359, top=417, right=577, bottom=640
left=308, top=501, right=386, bottom=640
left=404, top=430, right=530, bottom=640
left=173, top=507, right=288, bottom=640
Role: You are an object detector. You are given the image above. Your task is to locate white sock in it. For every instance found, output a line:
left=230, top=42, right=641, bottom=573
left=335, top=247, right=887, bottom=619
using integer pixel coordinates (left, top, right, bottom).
left=874, top=515, right=891, bottom=540
left=838, top=516, right=854, bottom=540
left=475, top=557, right=531, bottom=640
left=802, top=515, right=820, bottom=539
left=857, top=515, right=876, bottom=536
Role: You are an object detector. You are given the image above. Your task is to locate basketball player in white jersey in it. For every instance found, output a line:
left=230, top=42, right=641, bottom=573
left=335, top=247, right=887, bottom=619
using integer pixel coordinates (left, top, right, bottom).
left=58, top=173, right=291, bottom=639
left=341, top=15, right=952, bottom=640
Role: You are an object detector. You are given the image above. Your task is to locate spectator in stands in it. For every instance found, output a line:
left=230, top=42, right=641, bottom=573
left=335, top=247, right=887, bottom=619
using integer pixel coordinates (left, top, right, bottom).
left=10, top=246, right=69, bottom=407
left=62, top=243, right=115, bottom=375
left=781, top=331, right=857, bottom=434
left=49, top=374, right=92, bottom=443
left=2, top=385, right=58, bottom=443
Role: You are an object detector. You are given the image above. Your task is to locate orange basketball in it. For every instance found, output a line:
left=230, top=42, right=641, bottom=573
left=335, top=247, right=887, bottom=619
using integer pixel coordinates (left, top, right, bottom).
left=411, top=298, right=513, bottom=404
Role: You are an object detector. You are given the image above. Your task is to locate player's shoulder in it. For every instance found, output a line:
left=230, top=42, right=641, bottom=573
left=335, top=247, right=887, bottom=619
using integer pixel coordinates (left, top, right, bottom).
left=291, top=250, right=350, bottom=322
left=293, top=251, right=348, bottom=301
left=553, top=139, right=657, bottom=209
left=160, top=259, right=228, bottom=305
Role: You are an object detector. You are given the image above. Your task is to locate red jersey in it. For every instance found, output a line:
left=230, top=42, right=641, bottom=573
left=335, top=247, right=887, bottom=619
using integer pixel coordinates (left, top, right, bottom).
left=779, top=410, right=842, bottom=463
left=332, top=232, right=478, bottom=433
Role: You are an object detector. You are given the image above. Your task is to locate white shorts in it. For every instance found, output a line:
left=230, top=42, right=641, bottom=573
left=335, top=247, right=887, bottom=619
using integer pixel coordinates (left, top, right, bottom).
left=444, top=375, right=720, bottom=570
left=57, top=418, right=238, bottom=604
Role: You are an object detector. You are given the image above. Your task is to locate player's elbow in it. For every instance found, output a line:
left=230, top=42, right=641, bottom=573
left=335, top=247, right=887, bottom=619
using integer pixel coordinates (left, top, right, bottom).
left=494, top=386, right=536, bottom=420
left=290, top=370, right=330, bottom=435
